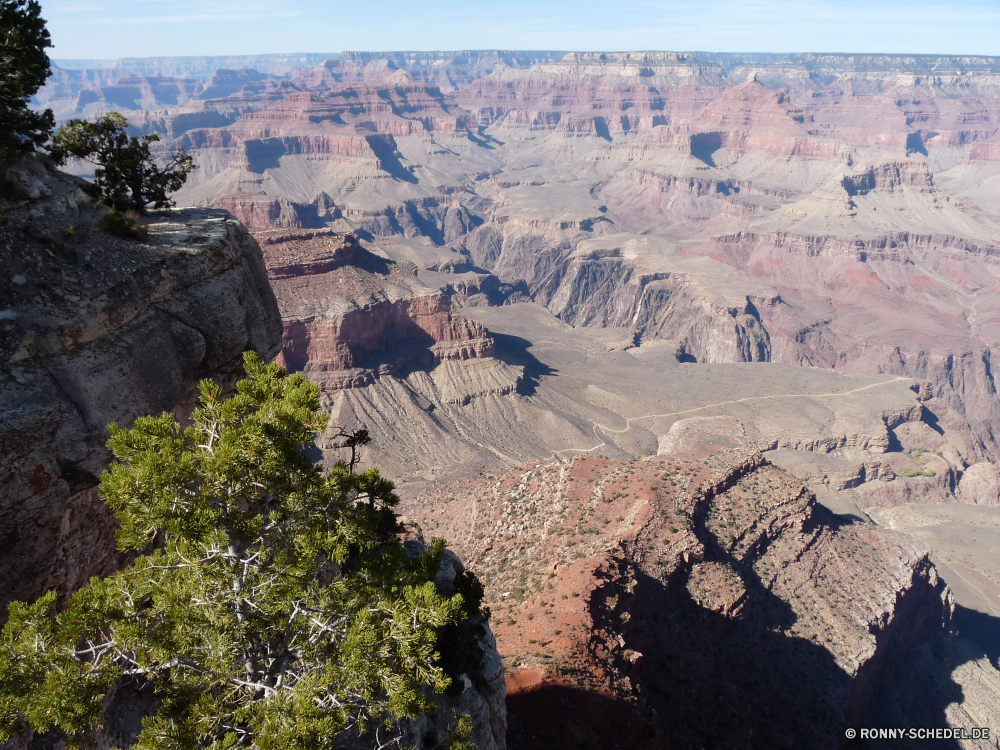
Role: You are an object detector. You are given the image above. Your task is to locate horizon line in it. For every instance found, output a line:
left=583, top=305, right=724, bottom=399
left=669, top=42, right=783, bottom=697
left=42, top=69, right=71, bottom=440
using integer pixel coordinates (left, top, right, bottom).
left=51, top=49, right=1000, bottom=66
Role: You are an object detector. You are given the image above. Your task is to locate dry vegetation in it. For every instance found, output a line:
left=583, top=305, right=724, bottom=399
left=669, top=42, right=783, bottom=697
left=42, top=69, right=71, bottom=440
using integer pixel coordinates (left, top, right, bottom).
left=400, top=449, right=950, bottom=748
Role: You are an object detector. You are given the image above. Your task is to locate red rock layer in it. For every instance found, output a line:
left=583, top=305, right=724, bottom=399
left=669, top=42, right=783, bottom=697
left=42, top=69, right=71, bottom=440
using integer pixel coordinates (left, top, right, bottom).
left=213, top=191, right=305, bottom=230
left=262, top=233, right=494, bottom=390
left=277, top=293, right=493, bottom=376
left=399, top=452, right=951, bottom=749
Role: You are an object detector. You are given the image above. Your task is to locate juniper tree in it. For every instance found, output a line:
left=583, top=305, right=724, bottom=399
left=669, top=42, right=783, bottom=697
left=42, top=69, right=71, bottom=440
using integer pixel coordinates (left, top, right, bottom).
left=52, top=112, right=195, bottom=211
left=0, top=0, right=55, bottom=164
left=0, top=352, right=479, bottom=749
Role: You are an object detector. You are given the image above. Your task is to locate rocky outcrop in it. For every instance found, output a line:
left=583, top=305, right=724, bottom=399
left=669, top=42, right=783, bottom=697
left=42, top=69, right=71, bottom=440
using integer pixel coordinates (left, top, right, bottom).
left=400, top=449, right=954, bottom=748
left=0, top=167, right=283, bottom=614
left=280, top=293, right=495, bottom=379
left=391, top=525, right=507, bottom=750
left=212, top=190, right=318, bottom=230
left=957, top=462, right=1000, bottom=505
left=263, top=232, right=497, bottom=391
left=841, top=160, right=936, bottom=195
left=495, top=245, right=774, bottom=364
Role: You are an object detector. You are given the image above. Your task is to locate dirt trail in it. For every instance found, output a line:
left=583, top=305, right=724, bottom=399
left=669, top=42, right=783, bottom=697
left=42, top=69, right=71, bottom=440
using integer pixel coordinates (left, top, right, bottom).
left=553, top=376, right=912, bottom=457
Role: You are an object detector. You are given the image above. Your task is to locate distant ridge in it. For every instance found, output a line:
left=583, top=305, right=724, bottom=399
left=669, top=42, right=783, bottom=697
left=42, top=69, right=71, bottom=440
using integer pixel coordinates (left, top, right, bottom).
left=336, top=50, right=567, bottom=67
left=694, top=51, right=1000, bottom=74
left=53, top=51, right=1000, bottom=79
left=52, top=53, right=340, bottom=77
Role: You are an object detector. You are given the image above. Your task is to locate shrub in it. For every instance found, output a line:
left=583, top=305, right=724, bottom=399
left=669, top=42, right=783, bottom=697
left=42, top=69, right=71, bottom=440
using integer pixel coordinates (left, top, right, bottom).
left=0, top=169, right=28, bottom=200
left=97, top=206, right=148, bottom=240
left=0, top=353, right=478, bottom=750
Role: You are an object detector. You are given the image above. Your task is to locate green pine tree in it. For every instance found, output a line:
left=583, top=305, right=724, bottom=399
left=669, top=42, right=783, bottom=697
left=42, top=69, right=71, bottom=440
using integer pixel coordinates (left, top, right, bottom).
left=0, top=0, right=55, bottom=165
left=0, top=353, right=479, bottom=749
left=52, top=112, right=196, bottom=211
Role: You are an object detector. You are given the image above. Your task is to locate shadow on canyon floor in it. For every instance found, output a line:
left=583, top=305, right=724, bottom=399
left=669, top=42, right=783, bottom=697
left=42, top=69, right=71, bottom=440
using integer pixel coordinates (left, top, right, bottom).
left=507, top=570, right=969, bottom=750
left=953, top=604, right=1000, bottom=669
left=507, top=505, right=967, bottom=749
left=351, top=246, right=395, bottom=275
left=365, top=138, right=418, bottom=184
left=489, top=331, right=557, bottom=397
left=506, top=579, right=861, bottom=749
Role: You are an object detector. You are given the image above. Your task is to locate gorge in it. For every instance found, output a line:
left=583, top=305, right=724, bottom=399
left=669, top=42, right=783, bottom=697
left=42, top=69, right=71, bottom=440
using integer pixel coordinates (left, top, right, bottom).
left=7, top=48, right=1000, bottom=747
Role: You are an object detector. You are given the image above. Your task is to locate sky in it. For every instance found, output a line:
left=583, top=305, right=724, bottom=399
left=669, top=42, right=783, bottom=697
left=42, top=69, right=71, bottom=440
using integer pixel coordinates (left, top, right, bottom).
left=42, top=0, right=1000, bottom=61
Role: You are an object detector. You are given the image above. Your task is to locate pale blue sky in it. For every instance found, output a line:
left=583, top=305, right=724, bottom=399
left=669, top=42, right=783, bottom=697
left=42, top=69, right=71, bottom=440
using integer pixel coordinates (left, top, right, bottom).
left=42, top=0, right=1000, bottom=60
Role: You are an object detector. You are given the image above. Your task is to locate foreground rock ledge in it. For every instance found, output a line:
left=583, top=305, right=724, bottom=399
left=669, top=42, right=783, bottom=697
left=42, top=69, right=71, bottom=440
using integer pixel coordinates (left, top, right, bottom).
left=0, top=191, right=283, bottom=613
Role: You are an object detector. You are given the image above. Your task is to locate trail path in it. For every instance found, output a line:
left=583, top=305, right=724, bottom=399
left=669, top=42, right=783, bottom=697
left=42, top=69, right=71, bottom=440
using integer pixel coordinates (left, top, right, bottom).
left=552, top=376, right=912, bottom=458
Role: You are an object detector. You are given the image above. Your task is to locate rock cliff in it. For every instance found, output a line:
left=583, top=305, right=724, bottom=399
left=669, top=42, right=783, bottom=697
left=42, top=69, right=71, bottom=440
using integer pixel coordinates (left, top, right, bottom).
left=401, top=446, right=957, bottom=748
left=0, top=164, right=507, bottom=750
left=0, top=163, right=283, bottom=614
left=261, top=231, right=501, bottom=390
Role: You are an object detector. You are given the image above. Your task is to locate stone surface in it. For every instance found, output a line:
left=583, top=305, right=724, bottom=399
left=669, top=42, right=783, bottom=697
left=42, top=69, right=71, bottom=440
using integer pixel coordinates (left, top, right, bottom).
left=391, top=528, right=507, bottom=750
left=265, top=233, right=494, bottom=384
left=400, top=450, right=955, bottom=748
left=0, top=165, right=283, bottom=613
left=959, top=462, right=1000, bottom=506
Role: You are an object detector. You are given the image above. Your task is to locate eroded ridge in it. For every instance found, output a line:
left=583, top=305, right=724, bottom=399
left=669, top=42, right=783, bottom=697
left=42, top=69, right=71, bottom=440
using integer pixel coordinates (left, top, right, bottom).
left=400, top=450, right=954, bottom=749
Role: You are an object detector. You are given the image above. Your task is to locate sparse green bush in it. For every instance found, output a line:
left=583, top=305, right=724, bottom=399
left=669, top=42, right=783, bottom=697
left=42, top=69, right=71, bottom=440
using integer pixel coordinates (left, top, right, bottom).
left=97, top=206, right=148, bottom=240
left=899, top=448, right=936, bottom=477
left=898, top=468, right=935, bottom=478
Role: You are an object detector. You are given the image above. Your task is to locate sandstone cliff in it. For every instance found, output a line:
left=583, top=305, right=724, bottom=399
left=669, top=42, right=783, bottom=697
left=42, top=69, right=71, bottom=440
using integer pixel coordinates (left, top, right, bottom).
left=262, top=231, right=500, bottom=386
left=0, top=163, right=283, bottom=614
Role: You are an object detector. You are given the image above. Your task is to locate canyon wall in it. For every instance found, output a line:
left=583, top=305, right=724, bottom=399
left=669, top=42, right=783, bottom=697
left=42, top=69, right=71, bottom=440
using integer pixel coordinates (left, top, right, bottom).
left=401, top=444, right=956, bottom=748
left=0, top=171, right=283, bottom=614
left=0, top=168, right=508, bottom=750
left=261, top=231, right=499, bottom=390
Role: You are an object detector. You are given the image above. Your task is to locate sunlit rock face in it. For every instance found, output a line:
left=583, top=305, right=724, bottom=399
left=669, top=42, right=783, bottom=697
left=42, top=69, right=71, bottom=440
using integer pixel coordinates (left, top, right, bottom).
left=33, top=49, right=1000, bottom=739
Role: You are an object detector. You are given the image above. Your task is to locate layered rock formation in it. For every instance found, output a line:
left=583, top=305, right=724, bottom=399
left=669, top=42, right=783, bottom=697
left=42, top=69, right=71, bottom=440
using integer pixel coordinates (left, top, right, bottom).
left=0, top=163, right=283, bottom=614
left=261, top=231, right=500, bottom=390
left=400, top=445, right=960, bottom=748
left=42, top=48, right=1000, bottom=736
left=256, top=229, right=530, bottom=477
left=59, top=53, right=1000, bottom=458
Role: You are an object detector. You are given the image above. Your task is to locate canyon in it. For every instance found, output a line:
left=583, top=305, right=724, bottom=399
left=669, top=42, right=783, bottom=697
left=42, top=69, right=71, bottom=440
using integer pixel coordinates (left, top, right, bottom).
left=15, top=49, right=1000, bottom=744
left=0, top=165, right=507, bottom=750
